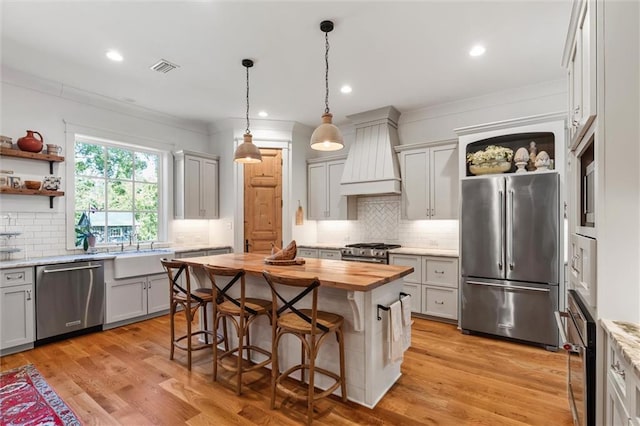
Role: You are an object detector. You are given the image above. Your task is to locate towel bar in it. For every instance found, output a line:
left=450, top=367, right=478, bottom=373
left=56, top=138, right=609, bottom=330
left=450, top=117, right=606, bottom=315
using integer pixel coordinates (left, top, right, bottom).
left=376, top=292, right=410, bottom=320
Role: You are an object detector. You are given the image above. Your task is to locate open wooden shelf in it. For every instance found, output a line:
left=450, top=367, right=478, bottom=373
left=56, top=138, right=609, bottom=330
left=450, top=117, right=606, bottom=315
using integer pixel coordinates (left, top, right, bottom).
left=0, top=147, right=65, bottom=207
left=0, top=147, right=64, bottom=162
left=0, top=187, right=64, bottom=208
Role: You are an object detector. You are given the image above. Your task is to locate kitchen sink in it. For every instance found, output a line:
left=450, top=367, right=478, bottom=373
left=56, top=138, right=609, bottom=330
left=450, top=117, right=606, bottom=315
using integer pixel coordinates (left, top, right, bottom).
left=113, top=249, right=175, bottom=278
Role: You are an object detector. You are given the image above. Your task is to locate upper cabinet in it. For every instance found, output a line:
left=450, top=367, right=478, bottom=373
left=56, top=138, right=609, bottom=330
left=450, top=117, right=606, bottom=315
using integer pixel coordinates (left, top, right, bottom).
left=174, top=150, right=219, bottom=219
left=307, top=157, right=356, bottom=220
left=397, top=142, right=458, bottom=220
left=563, top=0, right=597, bottom=149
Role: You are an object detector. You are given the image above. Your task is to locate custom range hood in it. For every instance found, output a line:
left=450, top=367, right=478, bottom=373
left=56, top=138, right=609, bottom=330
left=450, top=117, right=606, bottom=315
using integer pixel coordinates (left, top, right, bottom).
left=341, top=106, right=402, bottom=195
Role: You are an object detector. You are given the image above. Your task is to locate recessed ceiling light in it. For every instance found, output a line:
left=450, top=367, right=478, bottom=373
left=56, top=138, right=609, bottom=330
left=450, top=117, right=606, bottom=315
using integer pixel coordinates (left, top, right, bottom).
left=258, top=111, right=268, bottom=118
left=469, top=45, right=486, bottom=57
left=340, top=85, right=352, bottom=94
left=106, top=50, right=123, bottom=62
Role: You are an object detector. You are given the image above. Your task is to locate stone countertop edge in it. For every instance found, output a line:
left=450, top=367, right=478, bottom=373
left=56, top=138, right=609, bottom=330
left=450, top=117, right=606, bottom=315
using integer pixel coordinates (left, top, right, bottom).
left=388, top=247, right=459, bottom=257
left=171, top=245, right=232, bottom=254
left=0, top=245, right=233, bottom=269
left=297, top=243, right=345, bottom=250
left=601, top=319, right=640, bottom=380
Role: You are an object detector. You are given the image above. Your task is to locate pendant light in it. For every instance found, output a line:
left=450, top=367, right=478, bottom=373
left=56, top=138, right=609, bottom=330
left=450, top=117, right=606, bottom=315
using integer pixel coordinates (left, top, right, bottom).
left=234, top=59, right=262, bottom=163
left=310, top=20, right=344, bottom=151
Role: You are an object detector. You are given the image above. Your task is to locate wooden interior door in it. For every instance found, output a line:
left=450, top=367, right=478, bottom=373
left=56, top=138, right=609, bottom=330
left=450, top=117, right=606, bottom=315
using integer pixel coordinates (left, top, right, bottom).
left=243, top=149, right=282, bottom=254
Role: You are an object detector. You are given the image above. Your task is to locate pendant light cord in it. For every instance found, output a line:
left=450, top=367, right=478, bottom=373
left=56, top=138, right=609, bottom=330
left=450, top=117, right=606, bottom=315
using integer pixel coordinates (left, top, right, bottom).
left=245, top=63, right=251, bottom=135
left=324, top=31, right=330, bottom=114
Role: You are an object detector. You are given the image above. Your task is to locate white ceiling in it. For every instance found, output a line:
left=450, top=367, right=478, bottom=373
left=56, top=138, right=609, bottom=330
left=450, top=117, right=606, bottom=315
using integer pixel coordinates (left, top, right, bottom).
left=1, top=1, right=572, bottom=128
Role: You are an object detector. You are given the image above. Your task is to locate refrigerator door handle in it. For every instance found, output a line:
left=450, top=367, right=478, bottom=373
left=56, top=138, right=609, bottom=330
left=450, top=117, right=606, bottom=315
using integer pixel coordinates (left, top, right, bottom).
left=466, top=280, right=551, bottom=292
left=498, top=190, right=504, bottom=271
left=509, top=189, right=514, bottom=271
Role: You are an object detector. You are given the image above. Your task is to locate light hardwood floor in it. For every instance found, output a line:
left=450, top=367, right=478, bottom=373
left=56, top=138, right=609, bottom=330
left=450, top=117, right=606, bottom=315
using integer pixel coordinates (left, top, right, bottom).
left=1, top=315, right=573, bottom=425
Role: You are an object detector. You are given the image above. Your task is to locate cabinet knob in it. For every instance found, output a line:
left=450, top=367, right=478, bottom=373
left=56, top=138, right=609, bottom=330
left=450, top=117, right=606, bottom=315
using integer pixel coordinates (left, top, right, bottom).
left=26, top=289, right=32, bottom=301
left=434, top=270, right=444, bottom=274
left=435, top=300, right=444, bottom=305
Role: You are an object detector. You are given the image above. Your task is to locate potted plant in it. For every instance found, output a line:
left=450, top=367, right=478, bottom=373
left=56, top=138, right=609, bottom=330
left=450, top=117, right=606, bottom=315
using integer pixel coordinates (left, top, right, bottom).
left=75, top=211, right=96, bottom=251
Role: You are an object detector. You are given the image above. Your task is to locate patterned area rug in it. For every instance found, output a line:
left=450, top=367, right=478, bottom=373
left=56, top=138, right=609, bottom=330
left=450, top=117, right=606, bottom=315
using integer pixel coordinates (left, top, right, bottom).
left=1, top=364, right=81, bottom=426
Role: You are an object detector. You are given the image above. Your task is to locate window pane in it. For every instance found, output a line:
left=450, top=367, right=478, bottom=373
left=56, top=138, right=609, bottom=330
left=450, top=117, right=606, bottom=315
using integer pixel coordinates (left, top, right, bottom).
left=75, top=142, right=104, bottom=177
left=135, top=183, right=158, bottom=211
left=75, top=177, right=105, bottom=211
left=106, top=212, right=134, bottom=243
left=107, top=180, right=133, bottom=210
left=136, top=212, right=158, bottom=241
left=107, top=147, right=133, bottom=180
left=135, top=152, right=158, bottom=183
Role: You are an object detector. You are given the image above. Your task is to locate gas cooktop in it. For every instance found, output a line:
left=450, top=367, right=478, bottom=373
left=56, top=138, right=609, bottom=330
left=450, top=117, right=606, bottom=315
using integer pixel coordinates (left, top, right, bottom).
left=344, top=243, right=402, bottom=250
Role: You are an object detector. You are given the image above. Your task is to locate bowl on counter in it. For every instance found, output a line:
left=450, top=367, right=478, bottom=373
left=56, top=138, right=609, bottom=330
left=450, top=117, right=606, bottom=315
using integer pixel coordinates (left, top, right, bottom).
left=24, top=180, right=42, bottom=190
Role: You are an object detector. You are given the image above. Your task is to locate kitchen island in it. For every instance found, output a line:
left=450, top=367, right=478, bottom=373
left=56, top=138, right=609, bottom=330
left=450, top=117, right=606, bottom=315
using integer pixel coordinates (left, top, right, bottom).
left=178, top=252, right=414, bottom=408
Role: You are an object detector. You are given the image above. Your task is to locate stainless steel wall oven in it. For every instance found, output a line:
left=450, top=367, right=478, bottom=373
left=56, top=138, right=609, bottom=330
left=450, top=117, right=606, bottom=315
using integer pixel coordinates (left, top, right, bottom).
left=556, top=290, right=596, bottom=426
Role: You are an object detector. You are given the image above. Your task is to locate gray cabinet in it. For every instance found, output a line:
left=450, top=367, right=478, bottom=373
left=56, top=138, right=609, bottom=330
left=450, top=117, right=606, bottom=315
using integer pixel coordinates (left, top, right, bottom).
left=564, top=0, right=597, bottom=149
left=390, top=254, right=459, bottom=321
left=174, top=150, right=219, bottom=219
left=0, top=267, right=34, bottom=354
left=398, top=143, right=458, bottom=220
left=307, top=158, right=356, bottom=220
left=106, top=273, right=169, bottom=324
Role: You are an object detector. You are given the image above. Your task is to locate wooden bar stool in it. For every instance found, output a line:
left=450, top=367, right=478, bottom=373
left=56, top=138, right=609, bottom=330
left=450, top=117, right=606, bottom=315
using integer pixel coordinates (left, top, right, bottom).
left=161, top=259, right=227, bottom=371
left=203, top=265, right=272, bottom=395
left=262, top=271, right=347, bottom=425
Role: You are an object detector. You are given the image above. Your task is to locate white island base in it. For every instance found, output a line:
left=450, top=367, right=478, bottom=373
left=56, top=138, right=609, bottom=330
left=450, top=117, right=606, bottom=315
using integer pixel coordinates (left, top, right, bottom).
left=191, top=268, right=407, bottom=408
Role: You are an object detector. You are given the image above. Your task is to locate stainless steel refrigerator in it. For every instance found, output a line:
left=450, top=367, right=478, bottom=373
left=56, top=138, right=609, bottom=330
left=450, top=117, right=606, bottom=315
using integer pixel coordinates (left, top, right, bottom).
left=460, top=172, right=559, bottom=349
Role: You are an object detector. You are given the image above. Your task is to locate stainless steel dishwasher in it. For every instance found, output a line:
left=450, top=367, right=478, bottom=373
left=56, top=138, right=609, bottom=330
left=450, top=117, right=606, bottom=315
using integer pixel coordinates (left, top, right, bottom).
left=35, top=260, right=105, bottom=342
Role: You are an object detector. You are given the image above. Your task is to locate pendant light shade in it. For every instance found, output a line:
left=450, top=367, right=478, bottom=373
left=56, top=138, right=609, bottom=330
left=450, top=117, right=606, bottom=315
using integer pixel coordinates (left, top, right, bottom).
left=310, top=20, right=344, bottom=151
left=234, top=59, right=262, bottom=164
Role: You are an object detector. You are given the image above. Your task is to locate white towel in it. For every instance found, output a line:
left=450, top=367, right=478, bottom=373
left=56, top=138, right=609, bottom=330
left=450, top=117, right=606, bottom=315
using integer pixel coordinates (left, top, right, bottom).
left=389, top=300, right=404, bottom=363
left=400, top=294, right=412, bottom=350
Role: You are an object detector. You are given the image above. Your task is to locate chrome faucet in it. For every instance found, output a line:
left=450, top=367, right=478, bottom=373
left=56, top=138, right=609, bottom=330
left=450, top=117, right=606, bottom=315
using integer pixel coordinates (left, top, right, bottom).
left=120, top=242, right=124, bottom=252
left=150, top=241, right=155, bottom=250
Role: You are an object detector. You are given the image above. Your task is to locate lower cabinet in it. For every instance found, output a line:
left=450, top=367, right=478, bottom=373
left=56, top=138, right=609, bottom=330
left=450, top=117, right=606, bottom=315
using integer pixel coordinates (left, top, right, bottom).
left=0, top=267, right=35, bottom=354
left=297, top=248, right=341, bottom=259
left=604, top=327, right=640, bottom=426
left=106, top=273, right=169, bottom=324
left=319, top=249, right=341, bottom=260
left=298, top=248, right=318, bottom=258
left=389, top=254, right=459, bottom=321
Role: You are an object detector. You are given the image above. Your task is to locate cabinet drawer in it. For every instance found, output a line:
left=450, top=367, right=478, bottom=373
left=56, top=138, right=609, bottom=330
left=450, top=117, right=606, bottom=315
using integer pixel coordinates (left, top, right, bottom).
left=389, top=254, right=422, bottom=284
left=401, top=283, right=421, bottom=313
left=608, top=343, right=629, bottom=399
left=1, top=267, right=33, bottom=287
left=298, top=248, right=318, bottom=258
left=319, top=250, right=340, bottom=260
left=423, top=257, right=458, bottom=288
left=423, top=286, right=458, bottom=320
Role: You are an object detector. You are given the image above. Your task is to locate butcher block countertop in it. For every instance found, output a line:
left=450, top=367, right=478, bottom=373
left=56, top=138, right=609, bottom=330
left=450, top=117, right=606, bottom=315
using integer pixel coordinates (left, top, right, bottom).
left=177, top=252, right=414, bottom=292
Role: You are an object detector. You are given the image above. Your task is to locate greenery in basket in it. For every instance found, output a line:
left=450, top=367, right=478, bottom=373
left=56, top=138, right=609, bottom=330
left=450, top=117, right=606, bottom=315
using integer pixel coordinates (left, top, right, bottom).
left=466, top=145, right=514, bottom=165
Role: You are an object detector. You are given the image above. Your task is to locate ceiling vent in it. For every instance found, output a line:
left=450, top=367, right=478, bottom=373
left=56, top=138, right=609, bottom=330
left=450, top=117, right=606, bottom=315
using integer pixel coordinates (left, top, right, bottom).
left=150, top=59, right=180, bottom=73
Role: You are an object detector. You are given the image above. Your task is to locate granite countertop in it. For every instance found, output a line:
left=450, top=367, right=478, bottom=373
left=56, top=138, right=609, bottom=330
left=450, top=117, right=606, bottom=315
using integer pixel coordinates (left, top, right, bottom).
left=601, top=319, right=640, bottom=380
left=0, top=245, right=233, bottom=269
left=388, top=247, right=459, bottom=257
left=171, top=245, right=232, bottom=253
left=297, top=243, right=345, bottom=250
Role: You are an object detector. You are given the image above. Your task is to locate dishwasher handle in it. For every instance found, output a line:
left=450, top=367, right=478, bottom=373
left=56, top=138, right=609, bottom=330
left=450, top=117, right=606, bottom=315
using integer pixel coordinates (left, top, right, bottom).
left=42, top=264, right=103, bottom=274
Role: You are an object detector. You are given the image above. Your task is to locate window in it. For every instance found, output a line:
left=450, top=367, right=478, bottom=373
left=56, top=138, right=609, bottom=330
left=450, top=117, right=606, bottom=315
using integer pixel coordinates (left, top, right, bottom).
left=74, top=138, right=161, bottom=246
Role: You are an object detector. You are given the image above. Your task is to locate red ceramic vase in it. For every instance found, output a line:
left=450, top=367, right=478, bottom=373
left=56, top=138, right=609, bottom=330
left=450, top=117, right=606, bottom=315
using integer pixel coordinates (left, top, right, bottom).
left=17, top=130, right=44, bottom=153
